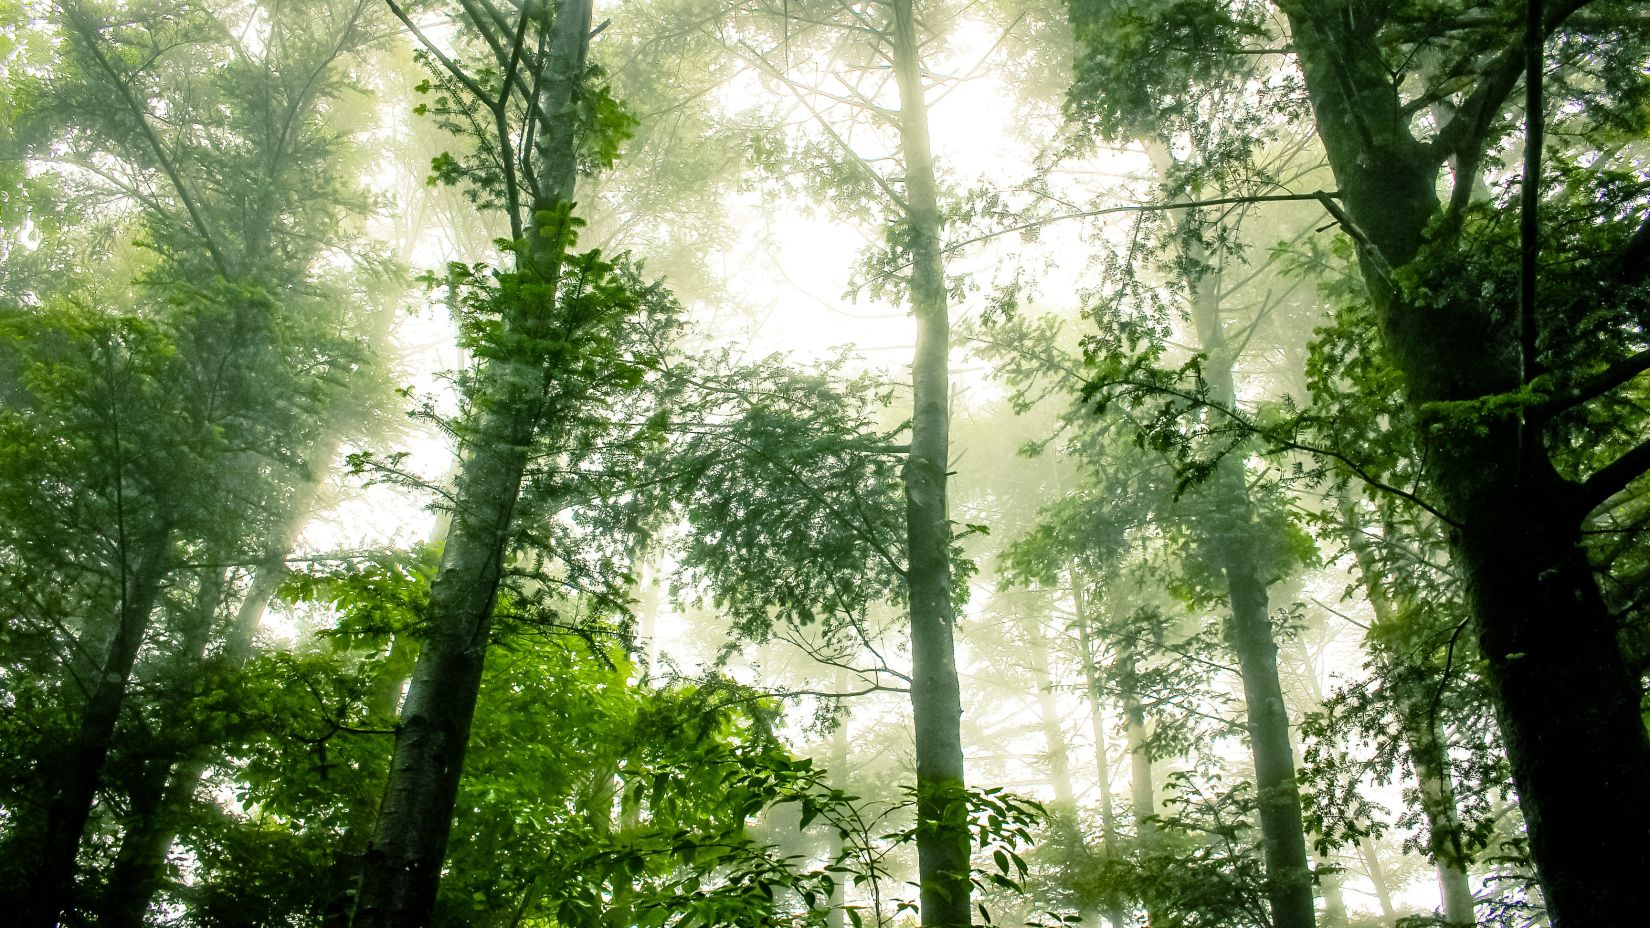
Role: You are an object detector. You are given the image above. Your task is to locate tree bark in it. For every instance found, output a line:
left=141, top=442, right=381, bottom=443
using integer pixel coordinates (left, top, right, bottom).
left=25, top=531, right=171, bottom=928
left=1071, top=578, right=1131, bottom=928
left=1182, top=222, right=1315, bottom=928
left=1278, top=8, right=1650, bottom=922
left=890, top=3, right=971, bottom=925
left=350, top=2, right=593, bottom=924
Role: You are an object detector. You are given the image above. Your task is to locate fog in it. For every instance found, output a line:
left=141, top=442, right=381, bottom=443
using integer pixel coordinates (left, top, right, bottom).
left=2, top=2, right=1646, bottom=928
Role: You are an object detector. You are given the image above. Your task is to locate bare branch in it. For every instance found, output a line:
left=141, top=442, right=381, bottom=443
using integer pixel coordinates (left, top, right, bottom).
left=386, top=0, right=499, bottom=111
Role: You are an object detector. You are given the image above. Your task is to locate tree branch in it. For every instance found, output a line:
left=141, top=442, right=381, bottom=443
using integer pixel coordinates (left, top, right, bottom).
left=386, top=0, right=499, bottom=111
left=1428, top=0, right=1593, bottom=168
left=63, top=3, right=231, bottom=278
left=857, top=191, right=1342, bottom=297
left=1578, top=434, right=1650, bottom=515
left=1532, top=349, right=1650, bottom=418
left=1095, top=376, right=1460, bottom=527
left=734, top=39, right=912, bottom=214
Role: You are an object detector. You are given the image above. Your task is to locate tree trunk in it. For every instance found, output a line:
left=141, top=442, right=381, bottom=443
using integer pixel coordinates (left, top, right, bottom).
left=1025, top=608, right=1077, bottom=810
left=1356, top=836, right=1397, bottom=925
left=1120, top=651, right=1155, bottom=834
left=1314, top=855, right=1348, bottom=928
left=827, top=701, right=850, bottom=928
left=1182, top=223, right=1315, bottom=928
left=1072, top=579, right=1130, bottom=928
left=99, top=418, right=364, bottom=927
left=350, top=2, right=593, bottom=924
left=1280, top=7, right=1650, bottom=923
left=890, top=3, right=970, bottom=925
left=1221, top=539, right=1316, bottom=928
left=26, top=531, right=171, bottom=928
left=99, top=566, right=230, bottom=928
left=1336, top=496, right=1475, bottom=927
left=1408, top=726, right=1475, bottom=927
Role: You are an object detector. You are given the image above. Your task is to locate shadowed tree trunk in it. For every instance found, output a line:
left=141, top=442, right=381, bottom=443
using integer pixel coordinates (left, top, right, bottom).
left=1279, top=5, right=1650, bottom=922
left=98, top=566, right=230, bottom=927
left=827, top=688, right=851, bottom=928
left=25, top=527, right=172, bottom=928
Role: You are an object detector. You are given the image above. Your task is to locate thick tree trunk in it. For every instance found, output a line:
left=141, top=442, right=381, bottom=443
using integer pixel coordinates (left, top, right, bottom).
left=1182, top=224, right=1315, bottom=928
left=890, top=3, right=970, bottom=925
left=25, top=533, right=171, bottom=928
left=351, top=2, right=593, bottom=925
left=1450, top=475, right=1646, bottom=927
left=1279, top=11, right=1650, bottom=922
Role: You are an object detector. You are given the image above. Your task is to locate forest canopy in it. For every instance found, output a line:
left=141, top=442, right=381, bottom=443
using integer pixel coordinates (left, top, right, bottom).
left=0, top=1, right=1647, bottom=928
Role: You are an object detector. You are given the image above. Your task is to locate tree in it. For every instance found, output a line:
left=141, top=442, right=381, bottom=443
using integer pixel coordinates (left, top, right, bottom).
left=1273, top=5, right=1650, bottom=923
left=1063, top=1, right=1650, bottom=922
left=698, top=0, right=983, bottom=920
left=0, top=3, right=387, bottom=922
left=348, top=0, right=661, bottom=922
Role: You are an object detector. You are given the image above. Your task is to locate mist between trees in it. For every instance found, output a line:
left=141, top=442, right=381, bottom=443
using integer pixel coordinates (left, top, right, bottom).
left=1, top=1, right=1646, bottom=927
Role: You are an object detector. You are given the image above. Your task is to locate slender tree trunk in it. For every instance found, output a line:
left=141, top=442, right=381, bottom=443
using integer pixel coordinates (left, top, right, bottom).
left=1220, top=536, right=1316, bottom=928
left=1180, top=223, right=1315, bottom=928
left=827, top=695, right=850, bottom=928
left=351, top=2, right=593, bottom=924
left=1072, top=579, right=1130, bottom=928
left=1356, top=837, right=1397, bottom=925
left=1408, top=727, right=1475, bottom=927
left=1280, top=8, right=1650, bottom=923
left=1025, top=608, right=1077, bottom=810
left=1314, top=852, right=1349, bottom=928
left=890, top=3, right=970, bottom=925
left=26, top=532, right=171, bottom=928
left=1119, top=647, right=1155, bottom=835
left=1336, top=498, right=1474, bottom=926
left=1288, top=636, right=1350, bottom=928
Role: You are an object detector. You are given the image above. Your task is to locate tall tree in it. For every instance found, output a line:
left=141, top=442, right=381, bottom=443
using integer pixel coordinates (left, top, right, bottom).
left=0, top=2, right=385, bottom=921
left=1269, top=5, right=1650, bottom=922
left=889, top=2, right=972, bottom=923
left=347, top=0, right=655, bottom=922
